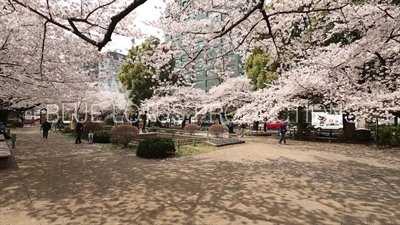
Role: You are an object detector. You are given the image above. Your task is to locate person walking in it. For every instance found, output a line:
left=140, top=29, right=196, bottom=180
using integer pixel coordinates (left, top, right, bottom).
left=75, top=118, right=84, bottom=144
left=0, top=122, right=11, bottom=140
left=40, top=119, right=52, bottom=139
left=278, top=122, right=287, bottom=144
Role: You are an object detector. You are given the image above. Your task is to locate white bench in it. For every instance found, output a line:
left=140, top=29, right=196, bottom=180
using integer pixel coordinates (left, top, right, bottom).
left=0, top=138, right=11, bottom=168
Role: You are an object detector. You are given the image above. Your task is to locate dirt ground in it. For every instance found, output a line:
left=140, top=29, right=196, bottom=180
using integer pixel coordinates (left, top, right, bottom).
left=0, top=127, right=399, bottom=225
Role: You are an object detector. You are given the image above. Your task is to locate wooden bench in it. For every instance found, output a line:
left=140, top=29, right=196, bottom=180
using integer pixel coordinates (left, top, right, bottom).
left=0, top=138, right=11, bottom=169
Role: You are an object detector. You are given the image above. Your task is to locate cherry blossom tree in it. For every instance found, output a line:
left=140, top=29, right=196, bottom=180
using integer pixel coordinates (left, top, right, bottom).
left=1, top=0, right=109, bottom=123
left=141, top=85, right=206, bottom=125
left=5, top=0, right=400, bottom=137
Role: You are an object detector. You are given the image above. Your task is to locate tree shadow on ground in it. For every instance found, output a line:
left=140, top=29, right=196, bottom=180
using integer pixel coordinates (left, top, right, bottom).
left=0, top=129, right=399, bottom=225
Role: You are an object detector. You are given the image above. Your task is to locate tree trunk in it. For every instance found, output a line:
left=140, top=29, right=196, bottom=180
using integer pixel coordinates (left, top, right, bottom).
left=252, top=121, right=259, bottom=131
left=342, top=113, right=356, bottom=140
left=296, top=107, right=304, bottom=138
left=395, top=117, right=398, bottom=126
left=0, top=110, right=10, bottom=126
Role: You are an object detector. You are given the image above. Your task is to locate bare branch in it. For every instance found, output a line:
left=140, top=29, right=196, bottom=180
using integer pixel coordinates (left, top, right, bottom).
left=10, top=0, right=148, bottom=51
left=85, top=0, right=118, bottom=20
left=260, top=10, right=280, bottom=58
left=39, top=21, right=48, bottom=78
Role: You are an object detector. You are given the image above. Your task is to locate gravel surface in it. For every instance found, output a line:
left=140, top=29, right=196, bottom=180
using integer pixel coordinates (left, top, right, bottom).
left=1, top=128, right=399, bottom=225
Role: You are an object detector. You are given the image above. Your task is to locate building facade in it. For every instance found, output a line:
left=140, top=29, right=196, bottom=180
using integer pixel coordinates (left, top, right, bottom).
left=97, top=52, right=126, bottom=91
left=166, top=1, right=244, bottom=91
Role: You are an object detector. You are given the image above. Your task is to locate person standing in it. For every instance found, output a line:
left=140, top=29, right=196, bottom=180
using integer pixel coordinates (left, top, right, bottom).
left=278, top=122, right=287, bottom=144
left=75, top=118, right=84, bottom=144
left=88, top=130, right=94, bottom=144
left=40, top=119, right=52, bottom=139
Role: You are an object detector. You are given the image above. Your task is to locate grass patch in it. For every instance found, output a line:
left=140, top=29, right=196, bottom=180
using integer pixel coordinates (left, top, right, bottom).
left=176, top=143, right=217, bottom=156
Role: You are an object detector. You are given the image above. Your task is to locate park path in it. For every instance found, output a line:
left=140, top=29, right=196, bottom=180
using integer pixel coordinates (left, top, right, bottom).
left=1, top=127, right=400, bottom=225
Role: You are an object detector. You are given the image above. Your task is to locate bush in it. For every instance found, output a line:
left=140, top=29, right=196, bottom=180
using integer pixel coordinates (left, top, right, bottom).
left=63, top=127, right=72, bottom=133
left=105, top=117, right=114, bottom=126
left=147, top=126, right=159, bottom=132
left=136, top=137, right=176, bottom=159
left=208, top=124, right=225, bottom=138
left=83, top=122, right=103, bottom=138
left=110, top=125, right=139, bottom=148
left=376, top=125, right=400, bottom=147
left=10, top=121, right=24, bottom=128
left=184, top=124, right=199, bottom=135
left=93, top=130, right=111, bottom=143
left=354, top=129, right=373, bottom=142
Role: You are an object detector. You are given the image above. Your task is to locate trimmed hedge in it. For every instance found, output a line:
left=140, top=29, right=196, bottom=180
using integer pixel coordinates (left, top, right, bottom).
left=110, top=125, right=139, bottom=148
left=10, top=121, right=24, bottom=128
left=136, top=137, right=176, bottom=159
left=376, top=125, right=400, bottom=147
left=184, top=124, right=199, bottom=135
left=93, top=130, right=111, bottom=143
left=208, top=124, right=225, bottom=138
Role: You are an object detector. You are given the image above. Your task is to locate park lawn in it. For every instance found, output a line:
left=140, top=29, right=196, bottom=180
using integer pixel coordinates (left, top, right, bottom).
left=176, top=143, right=217, bottom=156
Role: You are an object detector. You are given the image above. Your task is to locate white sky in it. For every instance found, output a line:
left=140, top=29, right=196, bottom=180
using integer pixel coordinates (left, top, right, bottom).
left=105, top=0, right=168, bottom=54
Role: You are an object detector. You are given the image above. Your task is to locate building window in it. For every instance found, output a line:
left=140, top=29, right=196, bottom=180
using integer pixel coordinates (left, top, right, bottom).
left=196, top=70, right=206, bottom=78
left=196, top=41, right=204, bottom=48
left=181, top=55, right=188, bottom=62
left=206, top=59, right=216, bottom=67
left=227, top=64, right=236, bottom=70
left=195, top=61, right=205, bottom=69
left=195, top=12, right=207, bottom=20
left=221, top=13, right=228, bottom=21
left=206, top=79, right=219, bottom=87
left=206, top=70, right=215, bottom=77
left=195, top=80, right=204, bottom=88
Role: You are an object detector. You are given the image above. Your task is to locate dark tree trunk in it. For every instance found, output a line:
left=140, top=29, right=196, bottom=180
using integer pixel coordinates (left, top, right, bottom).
left=395, top=117, right=398, bottom=126
left=154, top=116, right=161, bottom=127
left=189, top=116, right=192, bottom=124
left=252, top=121, right=259, bottom=131
left=342, top=113, right=356, bottom=140
left=0, top=110, right=10, bottom=126
left=296, top=107, right=304, bottom=138
left=182, top=117, right=187, bottom=128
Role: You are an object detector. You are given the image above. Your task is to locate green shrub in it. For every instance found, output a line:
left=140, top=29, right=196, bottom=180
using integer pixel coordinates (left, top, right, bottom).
left=105, top=117, right=114, bottom=126
left=147, top=126, right=159, bottom=132
left=93, top=130, right=111, bottom=143
left=376, top=125, right=400, bottom=147
left=110, top=125, right=139, bottom=148
left=354, top=129, right=373, bottom=142
left=10, top=121, right=23, bottom=128
left=136, top=137, right=176, bottom=159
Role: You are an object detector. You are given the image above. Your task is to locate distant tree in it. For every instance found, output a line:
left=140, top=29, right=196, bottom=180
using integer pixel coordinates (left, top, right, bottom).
left=118, top=36, right=178, bottom=107
left=244, top=47, right=278, bottom=91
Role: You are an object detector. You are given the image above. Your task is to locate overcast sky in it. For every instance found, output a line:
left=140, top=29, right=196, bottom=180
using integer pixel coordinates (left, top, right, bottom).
left=105, top=0, right=168, bottom=53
